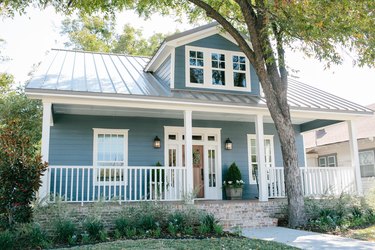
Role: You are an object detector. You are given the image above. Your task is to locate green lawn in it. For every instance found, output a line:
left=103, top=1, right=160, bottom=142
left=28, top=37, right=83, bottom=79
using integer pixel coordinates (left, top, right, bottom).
left=56, top=237, right=298, bottom=250
left=343, top=225, right=375, bottom=242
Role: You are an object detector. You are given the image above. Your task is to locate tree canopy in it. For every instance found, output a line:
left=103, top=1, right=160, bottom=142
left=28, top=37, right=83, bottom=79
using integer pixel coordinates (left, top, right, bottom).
left=61, top=14, right=167, bottom=56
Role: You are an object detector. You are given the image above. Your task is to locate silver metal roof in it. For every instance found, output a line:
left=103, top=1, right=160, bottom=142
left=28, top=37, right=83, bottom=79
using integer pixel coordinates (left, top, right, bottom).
left=26, top=49, right=373, bottom=115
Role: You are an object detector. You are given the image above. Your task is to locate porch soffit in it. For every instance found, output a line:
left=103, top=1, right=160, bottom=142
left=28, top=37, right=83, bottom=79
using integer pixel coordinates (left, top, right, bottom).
left=52, top=103, right=314, bottom=125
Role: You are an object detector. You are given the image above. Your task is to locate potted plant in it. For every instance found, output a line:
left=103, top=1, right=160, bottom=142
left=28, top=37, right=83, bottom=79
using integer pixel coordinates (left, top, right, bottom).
left=223, top=162, right=245, bottom=200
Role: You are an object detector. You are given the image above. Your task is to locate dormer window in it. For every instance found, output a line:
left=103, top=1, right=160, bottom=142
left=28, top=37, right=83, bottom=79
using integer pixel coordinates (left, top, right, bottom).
left=211, top=53, right=226, bottom=86
left=189, top=50, right=204, bottom=84
left=185, top=46, right=251, bottom=92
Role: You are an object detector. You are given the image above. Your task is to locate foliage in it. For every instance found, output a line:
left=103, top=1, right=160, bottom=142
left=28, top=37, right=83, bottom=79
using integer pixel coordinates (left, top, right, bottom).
left=304, top=194, right=375, bottom=233
left=54, top=217, right=77, bottom=244
left=61, top=14, right=114, bottom=52
left=61, top=15, right=168, bottom=56
left=223, top=162, right=244, bottom=188
left=0, top=93, right=47, bottom=228
left=83, top=216, right=107, bottom=242
left=0, top=73, right=13, bottom=95
left=0, top=223, right=50, bottom=250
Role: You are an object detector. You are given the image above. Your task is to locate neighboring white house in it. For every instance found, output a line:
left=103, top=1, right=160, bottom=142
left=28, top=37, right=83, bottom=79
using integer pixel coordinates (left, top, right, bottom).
left=303, top=103, right=375, bottom=194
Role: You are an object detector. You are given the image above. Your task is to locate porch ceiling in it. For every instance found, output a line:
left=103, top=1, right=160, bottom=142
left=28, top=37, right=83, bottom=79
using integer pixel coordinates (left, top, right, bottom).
left=53, top=103, right=315, bottom=124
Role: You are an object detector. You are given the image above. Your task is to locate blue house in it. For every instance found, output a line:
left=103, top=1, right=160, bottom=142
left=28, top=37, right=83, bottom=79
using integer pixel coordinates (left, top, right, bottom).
left=26, top=23, right=373, bottom=204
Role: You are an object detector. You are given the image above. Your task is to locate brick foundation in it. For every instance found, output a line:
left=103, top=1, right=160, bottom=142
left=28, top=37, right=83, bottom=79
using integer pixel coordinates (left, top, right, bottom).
left=34, top=199, right=287, bottom=233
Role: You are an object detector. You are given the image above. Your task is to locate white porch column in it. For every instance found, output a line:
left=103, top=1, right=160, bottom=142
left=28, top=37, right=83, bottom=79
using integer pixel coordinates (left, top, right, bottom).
left=184, top=110, right=194, bottom=202
left=347, top=120, right=363, bottom=196
left=39, top=101, right=52, bottom=201
left=255, top=114, right=268, bottom=201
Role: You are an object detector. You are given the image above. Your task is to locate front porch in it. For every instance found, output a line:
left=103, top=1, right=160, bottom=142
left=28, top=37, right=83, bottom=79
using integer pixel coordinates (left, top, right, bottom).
left=39, top=102, right=363, bottom=204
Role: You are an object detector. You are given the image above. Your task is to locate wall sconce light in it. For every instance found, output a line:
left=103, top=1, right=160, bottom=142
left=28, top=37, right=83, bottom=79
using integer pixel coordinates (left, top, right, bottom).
left=153, top=136, right=161, bottom=148
left=225, top=138, right=233, bottom=150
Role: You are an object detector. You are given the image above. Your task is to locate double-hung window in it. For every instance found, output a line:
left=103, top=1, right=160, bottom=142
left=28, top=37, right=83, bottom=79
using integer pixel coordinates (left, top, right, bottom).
left=211, top=53, right=226, bottom=85
left=189, top=50, right=204, bottom=84
left=93, top=128, right=128, bottom=183
left=247, top=135, right=275, bottom=184
left=186, top=46, right=251, bottom=91
left=359, top=150, right=375, bottom=177
left=318, top=154, right=337, bottom=167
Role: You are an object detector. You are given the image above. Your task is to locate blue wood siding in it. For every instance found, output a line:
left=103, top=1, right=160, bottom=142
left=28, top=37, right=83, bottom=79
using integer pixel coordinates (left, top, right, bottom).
left=153, top=55, right=171, bottom=87
left=49, top=114, right=305, bottom=199
left=174, top=34, right=260, bottom=95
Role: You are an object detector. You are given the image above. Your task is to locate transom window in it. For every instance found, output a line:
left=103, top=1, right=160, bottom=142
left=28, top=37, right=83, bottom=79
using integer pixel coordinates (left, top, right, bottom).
left=318, top=154, right=337, bottom=167
left=247, top=135, right=274, bottom=184
left=185, top=46, right=251, bottom=91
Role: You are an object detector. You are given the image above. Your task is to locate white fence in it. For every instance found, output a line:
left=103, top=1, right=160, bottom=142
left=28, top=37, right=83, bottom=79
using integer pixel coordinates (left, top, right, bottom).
left=267, top=167, right=356, bottom=198
left=48, top=166, right=187, bottom=203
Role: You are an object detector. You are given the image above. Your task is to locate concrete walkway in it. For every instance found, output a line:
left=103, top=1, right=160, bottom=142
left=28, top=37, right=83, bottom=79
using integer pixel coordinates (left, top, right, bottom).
left=242, top=227, right=375, bottom=250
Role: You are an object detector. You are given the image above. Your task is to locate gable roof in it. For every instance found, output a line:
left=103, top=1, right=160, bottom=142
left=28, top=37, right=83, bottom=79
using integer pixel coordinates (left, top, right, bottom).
left=304, top=103, right=375, bottom=148
left=26, top=49, right=373, bottom=117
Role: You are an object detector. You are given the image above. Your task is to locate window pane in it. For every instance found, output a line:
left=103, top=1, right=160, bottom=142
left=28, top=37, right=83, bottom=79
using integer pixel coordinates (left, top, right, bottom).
left=212, top=70, right=225, bottom=85
left=211, top=53, right=218, bottom=60
left=318, top=157, right=327, bottom=167
left=240, top=64, right=246, bottom=71
left=233, top=55, right=238, bottom=63
left=240, top=56, right=246, bottom=63
left=234, top=72, right=246, bottom=87
left=190, top=68, right=204, bottom=84
left=212, top=60, right=218, bottom=68
left=190, top=51, right=196, bottom=57
left=190, top=58, right=196, bottom=66
left=197, top=59, right=204, bottom=67
left=197, top=51, right=203, bottom=58
left=327, top=155, right=336, bottom=167
left=168, top=134, right=176, bottom=140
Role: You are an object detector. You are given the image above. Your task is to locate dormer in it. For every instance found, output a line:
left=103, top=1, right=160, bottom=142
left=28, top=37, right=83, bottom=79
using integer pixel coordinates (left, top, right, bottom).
left=146, top=23, right=260, bottom=95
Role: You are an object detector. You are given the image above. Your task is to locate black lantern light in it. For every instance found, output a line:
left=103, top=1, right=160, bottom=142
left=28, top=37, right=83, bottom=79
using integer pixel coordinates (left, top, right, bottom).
left=153, top=136, right=161, bottom=148
left=225, top=138, right=233, bottom=150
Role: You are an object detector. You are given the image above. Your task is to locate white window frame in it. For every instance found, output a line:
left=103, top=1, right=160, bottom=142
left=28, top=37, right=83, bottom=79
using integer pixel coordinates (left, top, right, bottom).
left=318, top=154, right=337, bottom=167
left=185, top=45, right=251, bottom=92
left=359, top=150, right=375, bottom=177
left=247, top=134, right=275, bottom=184
left=93, top=128, right=129, bottom=185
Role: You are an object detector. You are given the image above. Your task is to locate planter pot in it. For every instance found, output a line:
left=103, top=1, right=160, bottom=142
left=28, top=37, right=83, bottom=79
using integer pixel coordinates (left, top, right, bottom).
left=225, top=187, right=243, bottom=200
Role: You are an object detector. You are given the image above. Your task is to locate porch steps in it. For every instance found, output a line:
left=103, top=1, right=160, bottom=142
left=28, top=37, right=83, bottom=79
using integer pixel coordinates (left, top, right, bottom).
left=194, top=199, right=286, bottom=229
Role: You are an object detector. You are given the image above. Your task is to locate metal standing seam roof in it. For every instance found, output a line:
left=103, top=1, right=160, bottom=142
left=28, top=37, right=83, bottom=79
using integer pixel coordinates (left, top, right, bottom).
left=26, top=49, right=373, bottom=115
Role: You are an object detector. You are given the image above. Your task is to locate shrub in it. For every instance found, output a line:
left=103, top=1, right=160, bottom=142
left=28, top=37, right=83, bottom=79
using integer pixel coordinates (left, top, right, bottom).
left=305, top=194, right=375, bottom=232
left=16, top=223, right=50, bottom=249
left=0, top=94, right=47, bottom=227
left=54, top=218, right=77, bottom=244
left=223, top=162, right=244, bottom=188
left=83, top=216, right=106, bottom=242
left=0, top=230, right=15, bottom=250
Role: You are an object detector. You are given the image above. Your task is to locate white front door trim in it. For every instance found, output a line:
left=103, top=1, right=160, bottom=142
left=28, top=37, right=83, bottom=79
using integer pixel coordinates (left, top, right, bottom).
left=164, top=126, right=222, bottom=200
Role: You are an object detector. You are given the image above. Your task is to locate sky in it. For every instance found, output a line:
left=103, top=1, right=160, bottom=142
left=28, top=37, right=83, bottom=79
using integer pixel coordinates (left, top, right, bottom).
left=0, top=7, right=374, bottom=106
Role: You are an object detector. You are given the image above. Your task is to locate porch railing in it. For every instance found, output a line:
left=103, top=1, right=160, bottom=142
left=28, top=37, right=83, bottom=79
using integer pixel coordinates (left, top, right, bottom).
left=48, top=166, right=187, bottom=203
left=267, top=167, right=356, bottom=198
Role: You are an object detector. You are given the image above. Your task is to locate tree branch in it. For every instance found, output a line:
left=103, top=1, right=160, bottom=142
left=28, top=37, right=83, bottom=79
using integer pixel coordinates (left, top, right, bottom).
left=187, top=0, right=256, bottom=65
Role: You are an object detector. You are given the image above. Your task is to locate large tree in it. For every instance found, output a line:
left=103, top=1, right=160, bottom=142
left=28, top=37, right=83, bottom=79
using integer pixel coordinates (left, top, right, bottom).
left=1, top=0, right=374, bottom=227
left=61, top=15, right=167, bottom=56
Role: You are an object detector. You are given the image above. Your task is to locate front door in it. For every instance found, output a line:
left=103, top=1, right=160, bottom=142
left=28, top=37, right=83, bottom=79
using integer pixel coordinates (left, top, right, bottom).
left=193, top=145, right=204, bottom=198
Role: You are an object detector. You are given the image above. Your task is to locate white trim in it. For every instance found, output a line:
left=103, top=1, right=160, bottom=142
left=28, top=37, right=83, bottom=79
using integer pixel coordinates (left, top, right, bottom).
left=247, top=134, right=275, bottom=185
left=39, top=101, right=52, bottom=200
left=185, top=45, right=251, bottom=92
left=255, top=114, right=268, bottom=201
left=184, top=111, right=193, bottom=202
left=164, top=126, right=222, bottom=200
left=170, top=49, right=175, bottom=89
left=27, top=93, right=372, bottom=121
left=92, top=128, right=129, bottom=185
left=347, top=120, right=363, bottom=196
